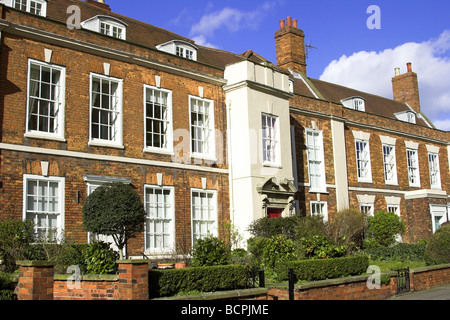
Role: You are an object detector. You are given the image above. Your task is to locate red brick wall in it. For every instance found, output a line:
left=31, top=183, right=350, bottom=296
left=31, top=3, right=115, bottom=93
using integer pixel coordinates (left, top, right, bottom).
left=410, top=266, right=450, bottom=292
left=53, top=279, right=118, bottom=300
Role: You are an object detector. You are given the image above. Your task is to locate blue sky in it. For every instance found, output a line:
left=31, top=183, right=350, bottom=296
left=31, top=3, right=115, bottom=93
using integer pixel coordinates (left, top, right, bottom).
left=105, top=0, right=450, bottom=130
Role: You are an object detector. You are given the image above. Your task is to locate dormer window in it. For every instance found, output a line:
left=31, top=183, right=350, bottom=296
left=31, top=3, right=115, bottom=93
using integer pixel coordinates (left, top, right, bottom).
left=395, top=111, right=416, bottom=124
left=2, top=0, right=47, bottom=16
left=157, top=40, right=198, bottom=61
left=81, top=16, right=128, bottom=40
left=341, top=97, right=366, bottom=112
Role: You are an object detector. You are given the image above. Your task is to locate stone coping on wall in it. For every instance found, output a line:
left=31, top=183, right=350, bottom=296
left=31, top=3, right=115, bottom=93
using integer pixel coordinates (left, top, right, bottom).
left=54, top=274, right=119, bottom=282
left=153, top=288, right=269, bottom=300
left=409, top=263, right=450, bottom=274
left=16, top=260, right=55, bottom=267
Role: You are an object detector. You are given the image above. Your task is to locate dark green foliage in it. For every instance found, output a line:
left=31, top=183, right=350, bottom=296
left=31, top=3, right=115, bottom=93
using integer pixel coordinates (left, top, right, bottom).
left=0, top=273, right=18, bottom=300
left=191, top=236, right=230, bottom=267
left=148, top=265, right=250, bottom=298
left=82, top=242, right=119, bottom=275
left=364, top=211, right=405, bottom=248
left=262, top=235, right=298, bottom=269
left=359, top=242, right=427, bottom=262
left=82, top=182, right=146, bottom=258
left=424, top=224, right=450, bottom=266
left=247, top=237, right=269, bottom=264
left=0, top=219, right=34, bottom=272
left=275, top=255, right=369, bottom=282
left=247, top=216, right=303, bottom=240
left=299, top=235, right=349, bottom=260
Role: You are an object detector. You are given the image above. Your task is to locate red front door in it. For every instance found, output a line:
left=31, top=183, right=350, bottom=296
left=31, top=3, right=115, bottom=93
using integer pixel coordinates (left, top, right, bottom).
left=267, top=208, right=282, bottom=218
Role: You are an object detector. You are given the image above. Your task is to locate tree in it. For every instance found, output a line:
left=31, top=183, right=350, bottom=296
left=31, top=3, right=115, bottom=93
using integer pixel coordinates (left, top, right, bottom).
left=82, top=182, right=146, bottom=259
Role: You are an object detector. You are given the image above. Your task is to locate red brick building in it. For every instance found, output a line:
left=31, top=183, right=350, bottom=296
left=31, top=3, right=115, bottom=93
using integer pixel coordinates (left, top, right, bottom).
left=0, top=0, right=448, bottom=257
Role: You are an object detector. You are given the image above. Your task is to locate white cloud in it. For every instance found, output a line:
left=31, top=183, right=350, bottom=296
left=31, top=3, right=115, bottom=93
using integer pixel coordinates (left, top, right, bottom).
left=320, top=30, right=450, bottom=131
left=189, top=2, right=275, bottom=48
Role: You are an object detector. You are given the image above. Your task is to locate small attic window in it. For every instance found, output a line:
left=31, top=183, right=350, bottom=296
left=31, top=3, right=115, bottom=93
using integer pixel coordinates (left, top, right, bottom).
left=2, top=0, right=47, bottom=16
left=157, top=40, right=198, bottom=61
left=395, top=111, right=416, bottom=124
left=341, top=97, right=366, bottom=112
left=81, top=16, right=128, bottom=40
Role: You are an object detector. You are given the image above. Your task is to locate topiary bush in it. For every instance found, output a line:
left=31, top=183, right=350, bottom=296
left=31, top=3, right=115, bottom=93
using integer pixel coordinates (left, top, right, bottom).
left=191, top=236, right=230, bottom=267
left=148, top=265, right=250, bottom=298
left=274, top=255, right=369, bottom=282
left=424, top=224, right=450, bottom=266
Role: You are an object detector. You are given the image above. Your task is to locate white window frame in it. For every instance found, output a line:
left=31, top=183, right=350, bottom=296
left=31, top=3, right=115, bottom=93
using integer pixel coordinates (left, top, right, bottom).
left=262, top=113, right=281, bottom=166
left=310, top=201, right=328, bottom=221
left=100, top=20, right=126, bottom=40
left=382, top=144, right=398, bottom=185
left=359, top=203, right=374, bottom=217
left=387, top=205, right=400, bottom=217
left=428, top=152, right=441, bottom=189
left=305, top=129, right=326, bottom=192
left=191, top=189, right=218, bottom=245
left=25, top=59, right=65, bottom=141
left=406, top=149, right=421, bottom=187
left=430, top=205, right=448, bottom=234
left=9, top=0, right=47, bottom=16
left=89, top=73, right=123, bottom=148
left=23, top=174, right=65, bottom=242
left=143, top=85, right=173, bottom=154
left=144, top=185, right=175, bottom=254
left=189, top=95, right=215, bottom=160
left=355, top=139, right=372, bottom=183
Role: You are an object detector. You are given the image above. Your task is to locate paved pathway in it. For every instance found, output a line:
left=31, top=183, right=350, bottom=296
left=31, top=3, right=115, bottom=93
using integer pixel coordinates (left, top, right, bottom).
left=387, top=284, right=450, bottom=300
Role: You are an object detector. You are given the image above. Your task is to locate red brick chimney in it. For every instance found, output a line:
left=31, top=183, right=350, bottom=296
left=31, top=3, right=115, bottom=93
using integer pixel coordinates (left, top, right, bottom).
left=275, top=17, right=307, bottom=75
left=85, top=0, right=111, bottom=11
left=392, top=62, right=421, bottom=113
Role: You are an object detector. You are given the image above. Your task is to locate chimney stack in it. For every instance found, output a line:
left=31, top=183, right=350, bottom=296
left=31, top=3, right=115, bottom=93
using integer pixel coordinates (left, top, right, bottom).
left=275, top=16, right=307, bottom=75
left=85, top=0, right=111, bottom=11
left=392, top=62, right=421, bottom=113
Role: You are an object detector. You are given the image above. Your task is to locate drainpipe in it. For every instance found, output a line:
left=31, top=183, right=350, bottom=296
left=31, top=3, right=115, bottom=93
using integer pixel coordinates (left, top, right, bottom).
left=226, top=100, right=235, bottom=228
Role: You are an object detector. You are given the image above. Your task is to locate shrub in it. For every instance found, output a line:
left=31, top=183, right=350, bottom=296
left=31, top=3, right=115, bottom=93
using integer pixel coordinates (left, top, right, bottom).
left=359, top=242, right=426, bottom=262
left=424, top=224, right=450, bottom=266
left=293, top=215, right=328, bottom=240
left=275, top=255, right=369, bottom=282
left=229, top=248, right=252, bottom=266
left=247, top=216, right=302, bottom=240
left=247, top=237, right=269, bottom=266
left=82, top=242, right=119, bottom=274
left=82, top=182, right=146, bottom=259
left=0, top=273, right=17, bottom=300
left=262, top=235, right=298, bottom=270
left=0, top=219, right=34, bottom=272
left=299, top=235, right=349, bottom=260
left=191, top=236, right=230, bottom=267
left=148, top=265, right=250, bottom=298
left=328, top=208, right=367, bottom=251
left=364, top=211, right=405, bottom=248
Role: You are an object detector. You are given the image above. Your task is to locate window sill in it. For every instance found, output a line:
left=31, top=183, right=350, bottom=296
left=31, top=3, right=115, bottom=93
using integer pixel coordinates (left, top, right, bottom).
left=89, top=141, right=124, bottom=149
left=143, top=147, right=174, bottom=156
left=309, top=189, right=329, bottom=194
left=263, top=162, right=283, bottom=169
left=191, top=153, right=217, bottom=162
left=24, top=132, right=66, bottom=143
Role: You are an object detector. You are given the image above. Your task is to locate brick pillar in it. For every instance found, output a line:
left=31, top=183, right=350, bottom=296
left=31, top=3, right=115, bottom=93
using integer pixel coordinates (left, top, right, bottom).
left=117, top=260, right=149, bottom=300
left=16, top=261, right=54, bottom=300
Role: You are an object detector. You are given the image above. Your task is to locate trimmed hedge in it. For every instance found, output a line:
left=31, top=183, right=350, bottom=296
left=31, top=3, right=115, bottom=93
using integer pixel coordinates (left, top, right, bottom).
left=148, top=265, right=251, bottom=298
left=276, top=255, right=369, bottom=282
left=359, top=243, right=426, bottom=262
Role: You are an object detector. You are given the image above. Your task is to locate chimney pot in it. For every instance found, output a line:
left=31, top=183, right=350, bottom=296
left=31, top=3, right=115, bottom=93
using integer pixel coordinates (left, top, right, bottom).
left=280, top=19, right=285, bottom=29
left=293, top=19, right=298, bottom=28
left=395, top=68, right=400, bottom=76
left=286, top=16, right=292, bottom=27
left=407, top=62, right=412, bottom=73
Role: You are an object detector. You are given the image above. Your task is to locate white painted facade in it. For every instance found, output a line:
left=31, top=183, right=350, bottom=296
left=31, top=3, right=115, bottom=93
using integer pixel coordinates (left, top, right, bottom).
left=224, top=60, right=296, bottom=243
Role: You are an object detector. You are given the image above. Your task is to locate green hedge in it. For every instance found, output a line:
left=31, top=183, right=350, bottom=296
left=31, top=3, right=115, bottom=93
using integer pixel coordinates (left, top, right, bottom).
left=276, top=255, right=369, bottom=282
left=148, top=265, right=251, bottom=298
left=359, top=243, right=426, bottom=262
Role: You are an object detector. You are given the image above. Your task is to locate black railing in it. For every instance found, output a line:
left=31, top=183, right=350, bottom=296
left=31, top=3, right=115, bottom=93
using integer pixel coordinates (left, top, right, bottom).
left=394, top=267, right=410, bottom=294
left=247, top=266, right=265, bottom=288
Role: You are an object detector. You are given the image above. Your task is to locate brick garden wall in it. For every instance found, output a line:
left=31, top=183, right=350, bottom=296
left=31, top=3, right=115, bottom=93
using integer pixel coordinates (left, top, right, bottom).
left=15, top=261, right=450, bottom=300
